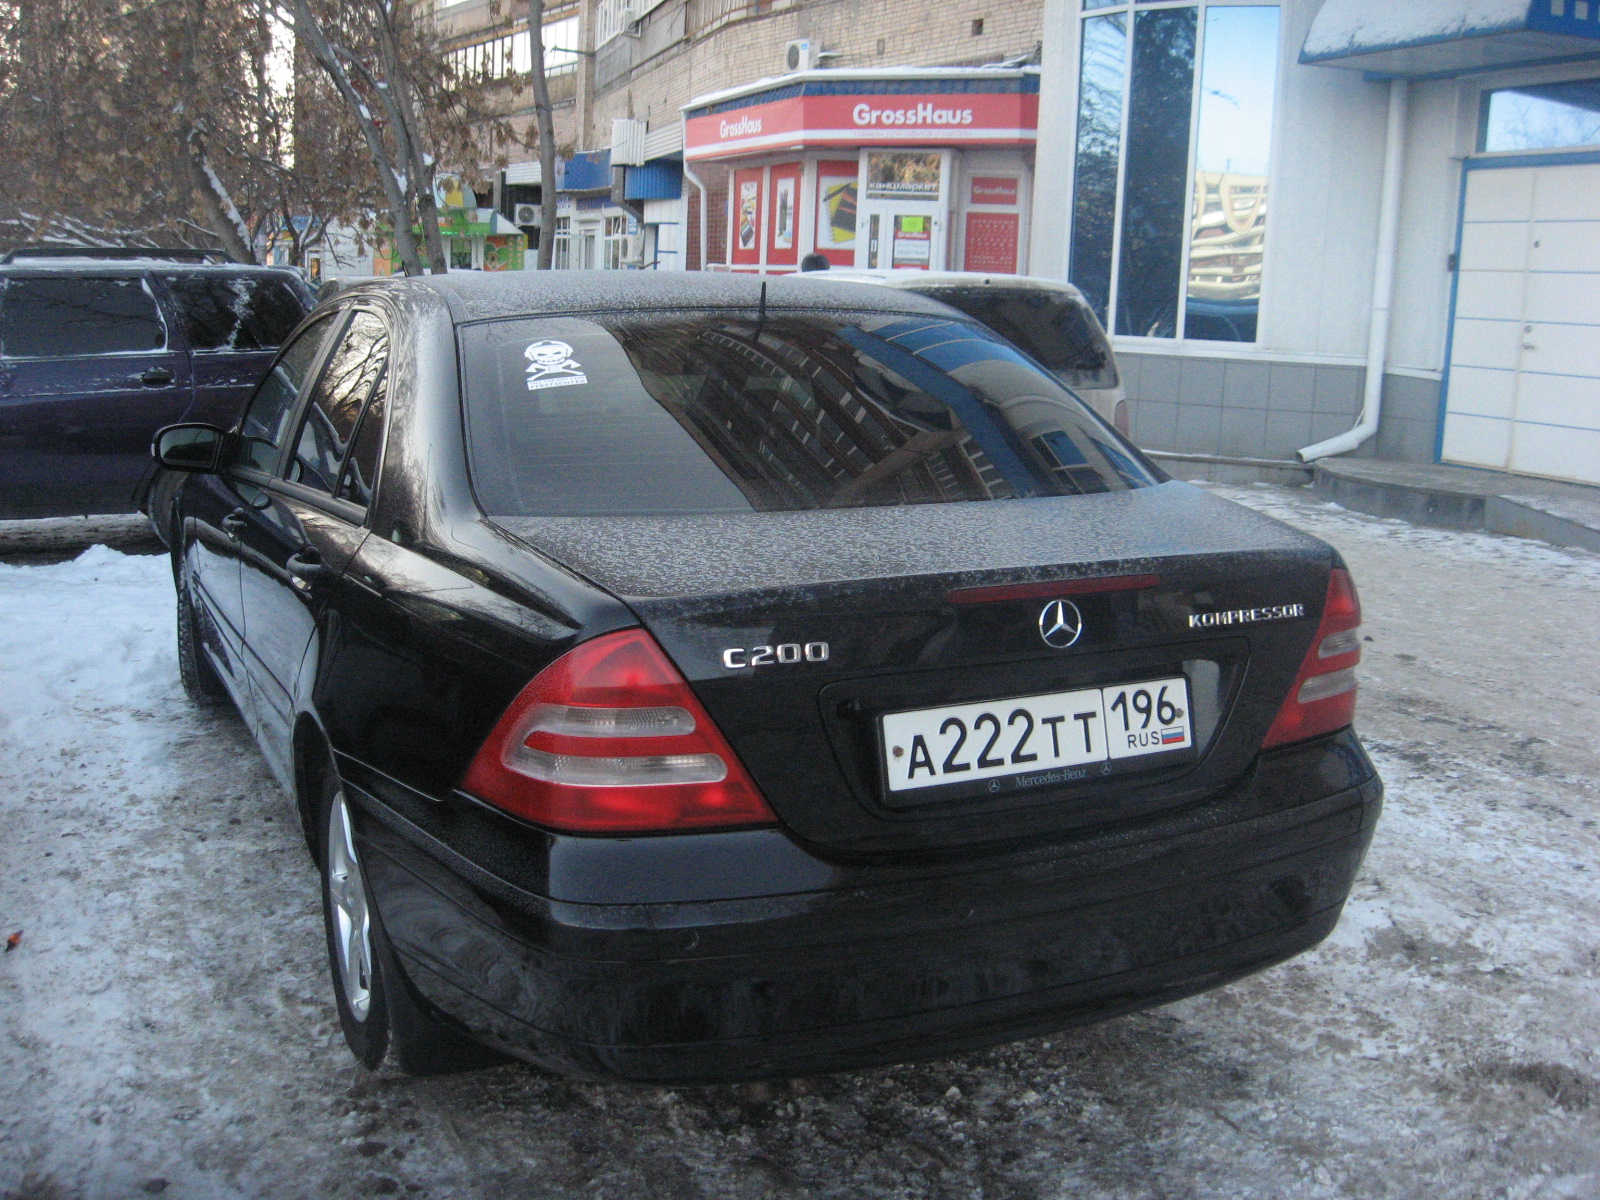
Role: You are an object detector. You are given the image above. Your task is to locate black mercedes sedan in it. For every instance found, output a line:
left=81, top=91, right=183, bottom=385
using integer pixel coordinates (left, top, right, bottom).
left=152, top=272, right=1380, bottom=1082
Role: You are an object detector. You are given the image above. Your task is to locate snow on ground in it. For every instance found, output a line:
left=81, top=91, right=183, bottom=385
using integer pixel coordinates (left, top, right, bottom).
left=2, top=487, right=1599, bottom=1200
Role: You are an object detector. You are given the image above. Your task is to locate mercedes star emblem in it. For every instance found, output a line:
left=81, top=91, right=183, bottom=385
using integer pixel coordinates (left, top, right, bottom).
left=1038, top=599, right=1084, bottom=649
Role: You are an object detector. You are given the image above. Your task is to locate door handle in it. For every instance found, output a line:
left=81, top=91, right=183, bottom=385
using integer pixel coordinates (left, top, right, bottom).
left=221, top=509, right=248, bottom=538
left=139, top=366, right=175, bottom=387
left=286, top=547, right=336, bottom=592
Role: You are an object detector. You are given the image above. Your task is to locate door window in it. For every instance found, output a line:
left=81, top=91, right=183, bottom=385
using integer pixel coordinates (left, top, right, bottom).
left=286, top=311, right=389, bottom=495
left=230, top=315, right=337, bottom=475
left=162, top=273, right=309, bottom=351
left=0, top=277, right=167, bottom=358
left=335, top=372, right=388, bottom=508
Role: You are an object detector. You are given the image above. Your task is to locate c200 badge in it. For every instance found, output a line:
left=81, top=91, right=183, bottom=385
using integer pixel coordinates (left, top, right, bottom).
left=722, top=642, right=829, bottom=669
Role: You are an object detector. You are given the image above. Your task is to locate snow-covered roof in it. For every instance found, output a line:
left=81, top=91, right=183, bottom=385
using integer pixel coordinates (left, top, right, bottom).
left=1301, top=0, right=1600, bottom=78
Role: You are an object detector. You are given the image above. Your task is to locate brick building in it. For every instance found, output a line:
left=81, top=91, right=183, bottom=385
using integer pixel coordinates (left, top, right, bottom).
left=436, top=0, right=1043, bottom=269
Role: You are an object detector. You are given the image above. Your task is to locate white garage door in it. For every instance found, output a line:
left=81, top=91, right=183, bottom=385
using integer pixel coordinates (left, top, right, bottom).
left=1443, top=161, right=1600, bottom=486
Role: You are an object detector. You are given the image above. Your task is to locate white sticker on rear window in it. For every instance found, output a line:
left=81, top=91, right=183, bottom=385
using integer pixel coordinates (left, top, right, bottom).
left=524, top=339, right=588, bottom=390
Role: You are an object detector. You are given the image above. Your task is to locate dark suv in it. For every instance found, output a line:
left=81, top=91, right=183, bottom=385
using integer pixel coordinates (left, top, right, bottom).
left=0, top=248, right=313, bottom=520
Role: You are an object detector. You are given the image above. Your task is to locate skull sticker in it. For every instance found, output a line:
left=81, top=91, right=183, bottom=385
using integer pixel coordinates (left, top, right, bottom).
left=524, top=340, right=588, bottom=390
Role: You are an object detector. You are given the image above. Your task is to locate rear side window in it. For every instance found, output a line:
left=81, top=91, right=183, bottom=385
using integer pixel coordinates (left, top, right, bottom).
left=162, top=273, right=309, bottom=352
left=287, top=312, right=388, bottom=494
left=231, top=315, right=336, bottom=474
left=0, top=277, right=166, bottom=357
left=459, top=309, right=1156, bottom=518
left=923, top=287, right=1118, bottom=390
left=336, top=374, right=388, bottom=508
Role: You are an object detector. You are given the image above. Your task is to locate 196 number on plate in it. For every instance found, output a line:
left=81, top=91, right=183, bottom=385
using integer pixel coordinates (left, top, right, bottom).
left=880, top=675, right=1193, bottom=794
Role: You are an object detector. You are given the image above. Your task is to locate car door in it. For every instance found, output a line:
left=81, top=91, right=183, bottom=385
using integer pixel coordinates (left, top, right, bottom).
left=187, top=312, right=343, bottom=713
left=157, top=270, right=313, bottom=427
left=233, top=309, right=389, bottom=776
left=0, top=273, right=192, bottom=517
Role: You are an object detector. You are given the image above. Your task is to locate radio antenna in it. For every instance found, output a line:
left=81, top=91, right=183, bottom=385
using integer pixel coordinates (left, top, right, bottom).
left=753, top=280, right=768, bottom=341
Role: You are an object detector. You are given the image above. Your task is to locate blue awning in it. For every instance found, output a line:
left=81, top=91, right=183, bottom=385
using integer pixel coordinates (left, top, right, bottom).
left=1301, top=0, right=1600, bottom=79
left=623, top=161, right=682, bottom=201
left=561, top=150, right=612, bottom=193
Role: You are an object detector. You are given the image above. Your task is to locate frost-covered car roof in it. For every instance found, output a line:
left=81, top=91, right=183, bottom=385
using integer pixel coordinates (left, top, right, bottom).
left=810, top=270, right=1094, bottom=303
left=0, top=257, right=305, bottom=277
left=341, top=270, right=964, bottom=325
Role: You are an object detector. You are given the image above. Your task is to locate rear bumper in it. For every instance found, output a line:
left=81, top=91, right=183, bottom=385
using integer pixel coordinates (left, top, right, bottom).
left=352, top=733, right=1380, bottom=1083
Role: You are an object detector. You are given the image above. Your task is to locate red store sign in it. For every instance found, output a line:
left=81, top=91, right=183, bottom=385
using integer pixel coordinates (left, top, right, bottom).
left=969, top=176, right=1020, bottom=206
left=685, top=91, right=1039, bottom=161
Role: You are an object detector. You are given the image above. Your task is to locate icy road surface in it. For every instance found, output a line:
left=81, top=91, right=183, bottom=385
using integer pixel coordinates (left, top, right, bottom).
left=2, top=485, right=1598, bottom=1200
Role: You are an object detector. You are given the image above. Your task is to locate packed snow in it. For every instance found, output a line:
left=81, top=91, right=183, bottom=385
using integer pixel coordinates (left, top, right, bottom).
left=1302, top=0, right=1532, bottom=59
left=2, top=487, right=1598, bottom=1199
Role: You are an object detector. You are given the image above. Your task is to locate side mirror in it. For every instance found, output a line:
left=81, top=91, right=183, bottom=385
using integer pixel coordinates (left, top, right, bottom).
left=152, top=423, right=227, bottom=473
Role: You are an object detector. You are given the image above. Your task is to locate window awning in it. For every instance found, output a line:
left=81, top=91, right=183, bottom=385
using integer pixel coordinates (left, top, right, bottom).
left=1301, top=0, right=1600, bottom=79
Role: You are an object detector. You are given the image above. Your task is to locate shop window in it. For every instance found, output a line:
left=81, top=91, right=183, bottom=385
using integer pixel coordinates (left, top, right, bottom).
left=1069, top=3, right=1279, bottom=343
left=1481, top=78, right=1600, bottom=153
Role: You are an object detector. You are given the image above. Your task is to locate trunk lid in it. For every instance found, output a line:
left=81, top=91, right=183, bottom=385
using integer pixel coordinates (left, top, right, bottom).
left=495, top=482, right=1336, bottom=855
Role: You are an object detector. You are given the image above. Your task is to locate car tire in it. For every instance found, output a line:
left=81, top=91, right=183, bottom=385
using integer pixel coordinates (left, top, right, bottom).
left=176, top=574, right=228, bottom=705
left=317, top=769, right=505, bottom=1076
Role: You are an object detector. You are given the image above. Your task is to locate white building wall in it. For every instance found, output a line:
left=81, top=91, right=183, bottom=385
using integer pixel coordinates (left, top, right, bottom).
left=1028, top=0, right=1600, bottom=466
left=1255, top=0, right=1388, bottom=362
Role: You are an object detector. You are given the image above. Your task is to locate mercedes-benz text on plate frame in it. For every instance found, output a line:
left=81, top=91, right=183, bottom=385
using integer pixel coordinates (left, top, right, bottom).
left=881, top=676, right=1193, bottom=793
left=1039, top=599, right=1083, bottom=649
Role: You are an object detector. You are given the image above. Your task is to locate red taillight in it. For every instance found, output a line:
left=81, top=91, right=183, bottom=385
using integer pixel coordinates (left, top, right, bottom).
left=461, top=628, right=776, bottom=833
left=1261, top=569, right=1363, bottom=751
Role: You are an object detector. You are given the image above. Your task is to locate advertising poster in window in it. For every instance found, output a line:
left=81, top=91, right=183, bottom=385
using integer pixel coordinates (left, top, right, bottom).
left=866, top=152, right=943, bottom=202
left=815, top=161, right=858, bottom=266
left=768, top=165, right=802, bottom=267
left=892, top=214, right=932, bottom=269
left=773, top=177, right=795, bottom=250
left=738, top=181, right=759, bottom=251
left=732, top=167, right=764, bottom=265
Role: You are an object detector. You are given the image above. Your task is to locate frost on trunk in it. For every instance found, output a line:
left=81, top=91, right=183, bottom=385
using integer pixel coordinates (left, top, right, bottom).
left=186, top=130, right=258, bottom=263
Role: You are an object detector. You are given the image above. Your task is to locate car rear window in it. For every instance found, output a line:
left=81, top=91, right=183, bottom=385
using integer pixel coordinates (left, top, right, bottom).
left=162, top=273, right=308, bottom=351
left=919, top=287, right=1118, bottom=390
left=0, top=276, right=166, bottom=357
left=459, top=309, right=1156, bottom=518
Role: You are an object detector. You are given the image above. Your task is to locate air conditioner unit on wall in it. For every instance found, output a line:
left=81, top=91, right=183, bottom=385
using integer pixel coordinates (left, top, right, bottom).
left=514, top=203, right=539, bottom=227
left=784, top=39, right=816, bottom=72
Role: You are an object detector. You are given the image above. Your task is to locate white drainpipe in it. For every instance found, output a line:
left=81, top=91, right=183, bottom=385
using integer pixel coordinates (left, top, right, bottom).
left=1299, top=78, right=1409, bottom=463
left=682, top=140, right=711, bottom=272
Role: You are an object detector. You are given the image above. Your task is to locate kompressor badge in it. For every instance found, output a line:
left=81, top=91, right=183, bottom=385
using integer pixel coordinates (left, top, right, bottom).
left=1188, top=603, right=1306, bottom=629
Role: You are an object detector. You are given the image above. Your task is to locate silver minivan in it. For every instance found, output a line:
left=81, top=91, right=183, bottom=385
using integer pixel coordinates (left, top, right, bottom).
left=807, top=270, right=1127, bottom=435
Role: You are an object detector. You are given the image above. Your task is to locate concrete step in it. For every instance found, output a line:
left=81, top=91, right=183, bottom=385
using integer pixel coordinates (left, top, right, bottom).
left=1313, top=458, right=1600, bottom=554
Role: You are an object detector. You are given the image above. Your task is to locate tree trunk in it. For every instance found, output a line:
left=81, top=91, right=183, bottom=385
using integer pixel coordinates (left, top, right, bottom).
left=528, top=0, right=558, bottom=269
left=289, top=0, right=424, bottom=275
left=184, top=131, right=258, bottom=264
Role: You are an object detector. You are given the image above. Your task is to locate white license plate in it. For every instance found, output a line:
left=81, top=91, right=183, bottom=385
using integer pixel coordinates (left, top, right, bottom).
left=880, top=676, right=1193, bottom=794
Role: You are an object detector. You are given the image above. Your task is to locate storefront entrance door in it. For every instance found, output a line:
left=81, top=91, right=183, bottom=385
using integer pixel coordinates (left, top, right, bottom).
left=858, top=151, right=950, bottom=272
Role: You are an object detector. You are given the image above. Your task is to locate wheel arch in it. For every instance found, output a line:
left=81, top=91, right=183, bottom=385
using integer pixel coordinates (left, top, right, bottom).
left=292, top=711, right=336, bottom=864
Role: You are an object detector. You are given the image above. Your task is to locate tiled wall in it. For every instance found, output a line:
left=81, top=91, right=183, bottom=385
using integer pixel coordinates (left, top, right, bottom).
left=1120, top=352, right=1442, bottom=465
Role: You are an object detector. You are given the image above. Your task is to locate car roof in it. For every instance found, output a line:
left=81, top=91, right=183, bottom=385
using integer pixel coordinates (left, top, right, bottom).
left=0, top=257, right=305, bottom=278
left=807, top=270, right=1091, bottom=304
left=334, top=270, right=966, bottom=325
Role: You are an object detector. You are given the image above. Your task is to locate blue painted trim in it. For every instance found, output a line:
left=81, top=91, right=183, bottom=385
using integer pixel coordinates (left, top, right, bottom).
left=1464, top=148, right=1600, bottom=170
left=1436, top=160, right=1472, bottom=464
left=685, top=75, right=1040, bottom=119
